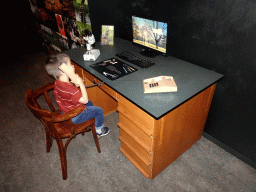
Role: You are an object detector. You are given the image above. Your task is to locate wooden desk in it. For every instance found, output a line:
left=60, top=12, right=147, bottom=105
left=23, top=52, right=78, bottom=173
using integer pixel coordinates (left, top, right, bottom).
left=65, top=38, right=223, bottom=179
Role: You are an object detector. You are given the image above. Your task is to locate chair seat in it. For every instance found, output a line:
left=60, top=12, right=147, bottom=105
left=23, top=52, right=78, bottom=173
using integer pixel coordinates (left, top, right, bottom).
left=52, top=110, right=94, bottom=138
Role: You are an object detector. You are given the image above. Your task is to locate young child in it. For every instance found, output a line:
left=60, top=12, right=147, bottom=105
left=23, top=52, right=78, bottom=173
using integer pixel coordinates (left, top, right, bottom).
left=45, top=53, right=110, bottom=138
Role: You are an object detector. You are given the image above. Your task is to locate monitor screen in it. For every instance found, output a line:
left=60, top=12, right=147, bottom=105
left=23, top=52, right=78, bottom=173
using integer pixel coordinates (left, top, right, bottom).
left=132, top=15, right=168, bottom=54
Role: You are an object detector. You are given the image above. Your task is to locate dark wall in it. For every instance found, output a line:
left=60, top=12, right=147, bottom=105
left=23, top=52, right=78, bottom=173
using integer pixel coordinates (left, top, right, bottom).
left=89, top=0, right=256, bottom=167
left=3, top=1, right=43, bottom=75
left=9, top=1, right=43, bottom=59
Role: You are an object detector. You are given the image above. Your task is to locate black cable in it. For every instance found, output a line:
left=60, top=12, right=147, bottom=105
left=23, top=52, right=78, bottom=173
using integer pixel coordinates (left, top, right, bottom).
left=85, top=79, right=143, bottom=88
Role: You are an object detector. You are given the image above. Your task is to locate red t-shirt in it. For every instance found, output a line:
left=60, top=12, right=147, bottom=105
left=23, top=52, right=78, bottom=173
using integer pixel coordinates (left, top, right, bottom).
left=54, top=80, right=86, bottom=113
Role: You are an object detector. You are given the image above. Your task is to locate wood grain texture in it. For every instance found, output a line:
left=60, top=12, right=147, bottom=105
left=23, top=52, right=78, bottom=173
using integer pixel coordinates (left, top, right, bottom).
left=75, top=63, right=217, bottom=179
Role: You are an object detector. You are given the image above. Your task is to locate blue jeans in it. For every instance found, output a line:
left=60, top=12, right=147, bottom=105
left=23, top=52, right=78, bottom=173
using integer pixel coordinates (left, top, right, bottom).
left=71, top=100, right=104, bottom=131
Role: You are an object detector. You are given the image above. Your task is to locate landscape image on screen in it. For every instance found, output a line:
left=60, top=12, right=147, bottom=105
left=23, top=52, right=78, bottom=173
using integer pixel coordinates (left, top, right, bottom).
left=132, top=16, right=167, bottom=53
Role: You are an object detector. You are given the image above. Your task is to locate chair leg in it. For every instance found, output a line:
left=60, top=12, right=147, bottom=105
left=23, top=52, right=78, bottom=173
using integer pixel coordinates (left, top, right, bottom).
left=45, top=129, right=52, bottom=153
left=56, top=139, right=68, bottom=180
left=91, top=125, right=101, bottom=153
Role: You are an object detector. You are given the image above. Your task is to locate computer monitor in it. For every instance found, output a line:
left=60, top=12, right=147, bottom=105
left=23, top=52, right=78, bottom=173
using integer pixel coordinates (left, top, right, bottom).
left=132, top=15, right=168, bottom=57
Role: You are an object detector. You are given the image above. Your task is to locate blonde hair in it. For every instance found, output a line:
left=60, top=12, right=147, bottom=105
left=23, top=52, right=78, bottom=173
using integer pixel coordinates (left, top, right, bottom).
left=45, top=53, right=70, bottom=79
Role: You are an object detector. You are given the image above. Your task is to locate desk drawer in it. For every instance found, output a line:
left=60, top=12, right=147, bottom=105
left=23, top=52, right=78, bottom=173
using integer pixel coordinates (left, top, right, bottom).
left=120, top=129, right=152, bottom=164
left=117, top=94, right=155, bottom=133
left=118, top=113, right=152, bottom=153
left=83, top=70, right=98, bottom=84
left=120, top=137, right=151, bottom=178
left=82, top=69, right=117, bottom=100
left=100, top=83, right=117, bottom=100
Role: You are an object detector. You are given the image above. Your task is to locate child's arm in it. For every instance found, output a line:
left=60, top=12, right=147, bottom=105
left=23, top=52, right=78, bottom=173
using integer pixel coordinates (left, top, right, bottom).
left=59, top=63, right=88, bottom=104
left=76, top=75, right=89, bottom=104
left=59, top=63, right=78, bottom=85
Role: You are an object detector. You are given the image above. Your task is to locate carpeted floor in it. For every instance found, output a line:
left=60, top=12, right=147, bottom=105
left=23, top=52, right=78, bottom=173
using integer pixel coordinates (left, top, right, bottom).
left=0, top=49, right=255, bottom=192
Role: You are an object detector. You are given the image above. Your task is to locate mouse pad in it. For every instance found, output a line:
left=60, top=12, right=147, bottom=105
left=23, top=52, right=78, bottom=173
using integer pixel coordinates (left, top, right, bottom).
left=89, top=58, right=138, bottom=80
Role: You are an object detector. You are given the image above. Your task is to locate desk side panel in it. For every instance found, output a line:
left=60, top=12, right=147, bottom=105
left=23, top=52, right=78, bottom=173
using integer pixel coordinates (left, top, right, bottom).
left=151, top=84, right=216, bottom=179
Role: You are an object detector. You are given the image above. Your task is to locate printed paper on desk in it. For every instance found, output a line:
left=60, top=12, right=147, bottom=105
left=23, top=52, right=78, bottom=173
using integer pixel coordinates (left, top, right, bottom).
left=143, top=76, right=177, bottom=93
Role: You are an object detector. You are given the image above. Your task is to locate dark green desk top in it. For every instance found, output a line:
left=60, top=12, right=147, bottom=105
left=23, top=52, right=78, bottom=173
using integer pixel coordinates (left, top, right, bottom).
left=65, top=38, right=223, bottom=119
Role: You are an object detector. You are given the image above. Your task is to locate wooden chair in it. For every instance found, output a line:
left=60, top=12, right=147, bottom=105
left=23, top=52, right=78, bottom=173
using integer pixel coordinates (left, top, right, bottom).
left=25, top=82, right=101, bottom=180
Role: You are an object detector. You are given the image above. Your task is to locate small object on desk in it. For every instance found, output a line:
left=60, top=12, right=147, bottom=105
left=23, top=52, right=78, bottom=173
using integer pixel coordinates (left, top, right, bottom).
left=123, top=64, right=135, bottom=71
left=103, top=72, right=117, bottom=78
left=143, top=76, right=177, bottom=93
left=110, top=59, right=118, bottom=64
left=83, top=49, right=100, bottom=61
left=82, top=31, right=100, bottom=61
left=91, top=62, right=106, bottom=66
left=123, top=67, right=127, bottom=73
left=90, top=58, right=138, bottom=80
left=101, top=25, right=114, bottom=45
left=106, top=65, right=121, bottom=74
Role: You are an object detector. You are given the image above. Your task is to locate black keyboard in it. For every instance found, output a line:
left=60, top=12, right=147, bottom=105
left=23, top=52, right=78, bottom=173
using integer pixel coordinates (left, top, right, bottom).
left=116, top=51, right=155, bottom=68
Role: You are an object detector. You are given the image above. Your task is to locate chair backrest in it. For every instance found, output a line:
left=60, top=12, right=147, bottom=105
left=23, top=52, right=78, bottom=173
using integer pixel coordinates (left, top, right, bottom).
left=25, top=89, right=51, bottom=118
left=25, top=82, right=60, bottom=138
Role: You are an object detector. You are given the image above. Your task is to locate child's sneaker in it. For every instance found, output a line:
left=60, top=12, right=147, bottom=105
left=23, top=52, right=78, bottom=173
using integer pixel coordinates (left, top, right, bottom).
left=97, top=127, right=110, bottom=138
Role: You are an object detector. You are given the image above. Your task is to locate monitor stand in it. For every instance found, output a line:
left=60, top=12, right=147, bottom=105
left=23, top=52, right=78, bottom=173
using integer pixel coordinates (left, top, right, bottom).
left=140, top=48, right=160, bottom=58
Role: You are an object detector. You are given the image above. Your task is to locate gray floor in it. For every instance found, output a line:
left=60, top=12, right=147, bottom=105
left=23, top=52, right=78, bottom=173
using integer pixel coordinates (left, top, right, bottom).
left=0, top=51, right=255, bottom=192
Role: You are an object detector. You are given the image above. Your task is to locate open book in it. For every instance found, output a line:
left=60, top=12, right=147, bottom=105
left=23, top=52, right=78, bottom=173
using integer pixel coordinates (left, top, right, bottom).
left=143, top=76, right=177, bottom=93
